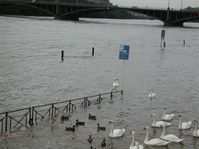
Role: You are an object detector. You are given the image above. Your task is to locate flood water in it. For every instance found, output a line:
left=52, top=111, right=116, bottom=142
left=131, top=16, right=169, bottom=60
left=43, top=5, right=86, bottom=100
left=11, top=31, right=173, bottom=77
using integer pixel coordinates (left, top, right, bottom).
left=0, top=16, right=199, bottom=149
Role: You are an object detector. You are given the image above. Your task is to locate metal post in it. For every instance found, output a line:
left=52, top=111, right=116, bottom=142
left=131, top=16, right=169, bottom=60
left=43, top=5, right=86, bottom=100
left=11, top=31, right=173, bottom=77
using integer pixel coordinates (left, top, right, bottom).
left=110, top=91, right=113, bottom=99
left=5, top=112, right=8, bottom=133
left=51, top=104, right=54, bottom=119
left=9, top=117, right=11, bottom=131
left=1, top=120, right=3, bottom=134
left=68, top=100, right=71, bottom=115
left=122, top=60, right=125, bottom=91
left=180, top=0, right=183, bottom=10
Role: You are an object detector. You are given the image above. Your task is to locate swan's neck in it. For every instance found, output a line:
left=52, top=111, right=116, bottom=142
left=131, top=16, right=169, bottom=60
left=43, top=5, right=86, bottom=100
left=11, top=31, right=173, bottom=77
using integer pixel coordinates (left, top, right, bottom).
left=178, top=117, right=182, bottom=129
left=194, top=122, right=198, bottom=132
left=162, top=110, right=166, bottom=118
left=136, top=142, right=139, bottom=149
left=110, top=123, right=114, bottom=134
left=131, top=133, right=135, bottom=146
left=152, top=117, right=156, bottom=126
left=144, top=129, right=149, bottom=143
left=161, top=124, right=166, bottom=137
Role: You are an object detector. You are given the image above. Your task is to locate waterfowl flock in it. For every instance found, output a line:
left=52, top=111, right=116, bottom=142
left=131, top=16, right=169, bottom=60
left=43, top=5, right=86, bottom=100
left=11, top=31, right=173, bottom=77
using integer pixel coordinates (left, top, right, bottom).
left=62, top=106, right=199, bottom=149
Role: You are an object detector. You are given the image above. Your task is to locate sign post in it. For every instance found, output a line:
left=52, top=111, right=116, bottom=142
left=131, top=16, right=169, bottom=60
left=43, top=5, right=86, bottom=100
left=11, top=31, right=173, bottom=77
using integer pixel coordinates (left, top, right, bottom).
left=119, top=45, right=130, bottom=91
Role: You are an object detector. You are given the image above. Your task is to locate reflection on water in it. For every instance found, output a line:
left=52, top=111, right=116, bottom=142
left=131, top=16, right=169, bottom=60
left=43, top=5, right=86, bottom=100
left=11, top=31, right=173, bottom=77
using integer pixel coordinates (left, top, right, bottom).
left=0, top=16, right=199, bottom=148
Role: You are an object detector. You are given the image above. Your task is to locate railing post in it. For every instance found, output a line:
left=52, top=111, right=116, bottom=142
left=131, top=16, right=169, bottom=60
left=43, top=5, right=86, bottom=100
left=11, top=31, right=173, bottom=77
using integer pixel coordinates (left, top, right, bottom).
left=51, top=104, right=54, bottom=119
left=68, top=100, right=71, bottom=115
left=9, top=117, right=12, bottom=131
left=110, top=91, right=113, bottom=99
left=5, top=112, right=8, bottom=133
left=1, top=119, right=3, bottom=135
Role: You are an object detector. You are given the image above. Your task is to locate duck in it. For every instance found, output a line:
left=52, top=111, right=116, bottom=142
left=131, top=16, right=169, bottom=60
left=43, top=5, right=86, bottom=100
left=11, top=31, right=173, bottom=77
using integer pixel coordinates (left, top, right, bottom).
left=130, top=131, right=144, bottom=149
left=161, top=107, right=175, bottom=121
left=4, top=132, right=16, bottom=139
left=75, top=119, right=85, bottom=127
left=193, top=120, right=199, bottom=137
left=88, top=113, right=96, bottom=120
left=160, top=123, right=184, bottom=143
left=144, top=126, right=170, bottom=146
left=109, top=121, right=125, bottom=138
left=178, top=113, right=192, bottom=130
left=87, top=135, right=93, bottom=144
left=101, top=139, right=106, bottom=147
left=90, top=146, right=96, bottom=149
left=97, top=123, right=106, bottom=131
left=148, top=88, right=156, bottom=99
left=151, top=113, right=172, bottom=128
left=113, top=78, right=119, bottom=89
left=61, top=115, right=69, bottom=122
left=65, top=125, right=75, bottom=132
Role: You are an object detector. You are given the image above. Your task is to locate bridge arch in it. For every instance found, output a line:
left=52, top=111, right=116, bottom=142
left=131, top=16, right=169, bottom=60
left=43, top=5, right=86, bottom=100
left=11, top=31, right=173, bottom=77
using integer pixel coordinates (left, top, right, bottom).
left=60, top=7, right=163, bottom=23
left=173, top=16, right=199, bottom=25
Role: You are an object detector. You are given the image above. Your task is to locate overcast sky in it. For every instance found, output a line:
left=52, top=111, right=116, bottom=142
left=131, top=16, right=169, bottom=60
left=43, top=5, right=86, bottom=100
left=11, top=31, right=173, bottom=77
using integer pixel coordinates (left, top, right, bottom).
left=110, top=0, right=199, bottom=9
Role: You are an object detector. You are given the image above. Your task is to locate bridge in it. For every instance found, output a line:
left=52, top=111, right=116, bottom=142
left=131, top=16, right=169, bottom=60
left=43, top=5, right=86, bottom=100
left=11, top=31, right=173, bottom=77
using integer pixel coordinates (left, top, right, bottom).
left=0, top=0, right=199, bottom=26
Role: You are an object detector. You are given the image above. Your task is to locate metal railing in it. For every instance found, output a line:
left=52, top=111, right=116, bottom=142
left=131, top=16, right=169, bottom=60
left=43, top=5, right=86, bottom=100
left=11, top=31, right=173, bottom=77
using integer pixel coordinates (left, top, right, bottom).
left=0, top=90, right=123, bottom=136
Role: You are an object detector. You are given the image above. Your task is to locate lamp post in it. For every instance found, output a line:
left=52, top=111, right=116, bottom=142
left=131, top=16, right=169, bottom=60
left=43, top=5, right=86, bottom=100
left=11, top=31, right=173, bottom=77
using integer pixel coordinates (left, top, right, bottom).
left=168, top=0, right=171, bottom=9
left=180, top=0, right=183, bottom=10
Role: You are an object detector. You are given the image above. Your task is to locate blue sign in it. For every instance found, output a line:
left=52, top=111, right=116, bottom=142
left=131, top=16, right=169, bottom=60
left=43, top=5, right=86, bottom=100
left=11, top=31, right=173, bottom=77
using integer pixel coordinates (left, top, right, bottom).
left=119, top=45, right=130, bottom=60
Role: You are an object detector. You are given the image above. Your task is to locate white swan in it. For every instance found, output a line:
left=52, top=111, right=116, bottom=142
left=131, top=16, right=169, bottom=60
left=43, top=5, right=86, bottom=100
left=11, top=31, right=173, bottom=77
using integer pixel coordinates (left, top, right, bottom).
left=130, top=131, right=144, bottom=149
left=178, top=113, right=192, bottom=130
left=148, top=88, right=156, bottom=99
left=144, top=126, right=170, bottom=146
left=151, top=113, right=172, bottom=128
left=193, top=120, right=199, bottom=137
left=162, top=107, right=175, bottom=121
left=113, top=78, right=119, bottom=89
left=109, top=121, right=125, bottom=138
left=160, top=123, right=184, bottom=143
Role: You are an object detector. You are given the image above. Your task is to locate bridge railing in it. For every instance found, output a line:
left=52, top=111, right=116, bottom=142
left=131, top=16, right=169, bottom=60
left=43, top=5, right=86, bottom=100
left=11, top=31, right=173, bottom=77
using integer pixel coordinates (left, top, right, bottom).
left=0, top=90, right=123, bottom=136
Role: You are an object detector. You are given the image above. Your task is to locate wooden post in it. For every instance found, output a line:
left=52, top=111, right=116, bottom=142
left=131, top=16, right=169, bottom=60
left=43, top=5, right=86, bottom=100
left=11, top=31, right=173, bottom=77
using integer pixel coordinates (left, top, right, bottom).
left=92, top=47, right=94, bottom=56
left=61, top=50, right=64, bottom=61
left=183, top=40, right=185, bottom=46
left=163, top=42, right=166, bottom=48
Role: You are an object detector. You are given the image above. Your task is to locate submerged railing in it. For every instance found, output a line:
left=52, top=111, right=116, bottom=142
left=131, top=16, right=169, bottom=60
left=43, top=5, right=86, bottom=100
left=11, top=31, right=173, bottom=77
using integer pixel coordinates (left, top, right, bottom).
left=0, top=90, right=123, bottom=136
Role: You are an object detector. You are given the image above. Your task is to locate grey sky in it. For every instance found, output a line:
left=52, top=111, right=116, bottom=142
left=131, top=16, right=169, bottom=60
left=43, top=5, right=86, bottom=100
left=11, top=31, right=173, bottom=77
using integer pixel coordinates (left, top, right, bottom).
left=110, top=0, right=199, bottom=9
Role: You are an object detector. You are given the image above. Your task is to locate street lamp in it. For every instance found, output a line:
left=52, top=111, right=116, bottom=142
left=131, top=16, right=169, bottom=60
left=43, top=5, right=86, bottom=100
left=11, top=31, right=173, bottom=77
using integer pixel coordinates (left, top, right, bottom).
left=168, top=0, right=171, bottom=9
left=180, top=0, right=183, bottom=10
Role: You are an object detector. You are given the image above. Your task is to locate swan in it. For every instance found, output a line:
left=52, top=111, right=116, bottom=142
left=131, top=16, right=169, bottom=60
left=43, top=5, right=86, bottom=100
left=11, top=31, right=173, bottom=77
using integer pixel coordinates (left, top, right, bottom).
left=113, top=78, right=119, bottom=89
left=130, top=131, right=144, bottom=149
left=178, top=113, right=192, bottom=130
left=151, top=113, right=172, bottom=128
left=148, top=88, right=156, bottom=99
left=109, top=121, right=125, bottom=138
left=144, top=126, right=170, bottom=146
left=160, top=123, right=184, bottom=143
left=193, top=120, right=199, bottom=137
left=162, top=107, right=175, bottom=121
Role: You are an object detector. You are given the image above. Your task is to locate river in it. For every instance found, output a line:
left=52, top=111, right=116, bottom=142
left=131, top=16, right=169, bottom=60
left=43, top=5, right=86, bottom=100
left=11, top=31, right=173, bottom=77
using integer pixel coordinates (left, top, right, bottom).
left=0, top=16, right=199, bottom=149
